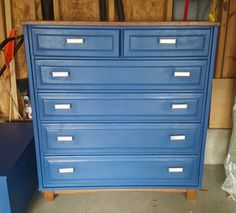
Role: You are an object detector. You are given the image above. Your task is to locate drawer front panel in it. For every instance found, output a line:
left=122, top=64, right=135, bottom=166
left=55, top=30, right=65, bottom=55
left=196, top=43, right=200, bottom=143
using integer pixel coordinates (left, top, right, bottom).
left=43, top=156, right=199, bottom=187
left=38, top=93, right=204, bottom=122
left=31, top=28, right=119, bottom=57
left=124, top=28, right=211, bottom=57
left=35, top=60, right=208, bottom=90
left=41, top=123, right=202, bottom=155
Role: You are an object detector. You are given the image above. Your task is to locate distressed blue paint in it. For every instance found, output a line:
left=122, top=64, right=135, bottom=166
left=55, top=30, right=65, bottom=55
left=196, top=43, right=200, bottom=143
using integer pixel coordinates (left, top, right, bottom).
left=0, top=123, right=37, bottom=213
left=23, top=24, right=218, bottom=192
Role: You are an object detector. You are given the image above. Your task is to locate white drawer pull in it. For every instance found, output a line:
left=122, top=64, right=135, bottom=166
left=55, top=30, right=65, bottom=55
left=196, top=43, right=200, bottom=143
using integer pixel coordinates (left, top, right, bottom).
left=59, top=168, right=75, bottom=174
left=54, top=104, right=71, bottom=110
left=172, top=104, right=188, bottom=109
left=160, top=38, right=176, bottom=44
left=174, top=71, right=191, bottom=77
left=57, top=136, right=73, bottom=142
left=66, top=38, right=84, bottom=44
left=170, top=135, right=186, bottom=141
left=168, top=168, right=184, bottom=173
left=52, top=71, right=69, bottom=78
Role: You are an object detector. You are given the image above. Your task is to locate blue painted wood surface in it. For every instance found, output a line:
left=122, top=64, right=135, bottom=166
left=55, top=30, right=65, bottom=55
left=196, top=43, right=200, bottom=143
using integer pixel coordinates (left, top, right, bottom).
left=23, top=24, right=218, bottom=192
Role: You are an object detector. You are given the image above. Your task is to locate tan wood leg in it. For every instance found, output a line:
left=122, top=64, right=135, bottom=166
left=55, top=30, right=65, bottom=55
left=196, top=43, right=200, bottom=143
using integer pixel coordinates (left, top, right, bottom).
left=186, top=190, right=197, bottom=202
left=44, top=191, right=55, bottom=201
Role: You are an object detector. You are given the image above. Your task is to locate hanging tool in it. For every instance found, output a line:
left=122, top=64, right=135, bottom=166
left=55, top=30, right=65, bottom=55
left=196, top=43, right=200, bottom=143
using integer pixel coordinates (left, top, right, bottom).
left=183, top=0, right=190, bottom=21
left=115, top=0, right=125, bottom=21
left=209, top=0, right=219, bottom=22
left=99, top=0, right=107, bottom=21
left=41, top=0, right=54, bottom=20
left=0, top=34, right=24, bottom=77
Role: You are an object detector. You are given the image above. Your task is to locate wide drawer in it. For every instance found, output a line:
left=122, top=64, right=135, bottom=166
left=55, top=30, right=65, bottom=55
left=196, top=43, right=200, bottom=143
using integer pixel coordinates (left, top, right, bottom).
left=124, top=28, right=211, bottom=57
left=38, top=93, right=204, bottom=122
left=40, top=123, right=202, bottom=155
left=43, top=155, right=199, bottom=188
left=31, top=27, right=119, bottom=57
left=35, top=60, right=208, bottom=91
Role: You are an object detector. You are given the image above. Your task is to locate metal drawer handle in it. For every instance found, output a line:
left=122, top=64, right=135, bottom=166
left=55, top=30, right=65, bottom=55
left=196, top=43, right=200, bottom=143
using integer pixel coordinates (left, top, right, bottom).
left=57, top=136, right=73, bottom=142
left=52, top=71, right=70, bottom=78
left=174, top=71, right=191, bottom=77
left=170, top=135, right=186, bottom=141
left=172, top=104, right=188, bottom=109
left=66, top=38, right=84, bottom=44
left=59, top=168, right=75, bottom=174
left=160, top=38, right=176, bottom=44
left=54, top=104, right=71, bottom=110
left=168, top=168, right=184, bottom=173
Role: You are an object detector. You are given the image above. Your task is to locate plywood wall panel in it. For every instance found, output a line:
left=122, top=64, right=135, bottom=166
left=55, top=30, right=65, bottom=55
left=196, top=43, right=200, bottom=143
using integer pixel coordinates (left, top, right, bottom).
left=122, top=0, right=167, bottom=21
left=11, top=0, right=36, bottom=79
left=222, top=0, right=236, bottom=78
left=209, top=79, right=236, bottom=129
left=59, top=0, right=100, bottom=21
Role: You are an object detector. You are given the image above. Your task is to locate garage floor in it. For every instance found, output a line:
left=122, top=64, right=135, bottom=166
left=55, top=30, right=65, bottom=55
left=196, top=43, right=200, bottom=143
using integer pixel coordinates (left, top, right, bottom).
left=26, top=165, right=236, bottom=213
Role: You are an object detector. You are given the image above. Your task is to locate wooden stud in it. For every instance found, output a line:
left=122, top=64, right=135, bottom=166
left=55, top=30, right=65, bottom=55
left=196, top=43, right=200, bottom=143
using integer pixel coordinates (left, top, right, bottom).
left=44, top=191, right=55, bottom=201
left=186, top=190, right=197, bottom=202
left=4, top=0, right=19, bottom=120
left=222, top=0, right=236, bottom=78
left=108, top=0, right=115, bottom=21
left=53, top=0, right=60, bottom=20
left=214, top=0, right=230, bottom=78
left=166, top=0, right=173, bottom=21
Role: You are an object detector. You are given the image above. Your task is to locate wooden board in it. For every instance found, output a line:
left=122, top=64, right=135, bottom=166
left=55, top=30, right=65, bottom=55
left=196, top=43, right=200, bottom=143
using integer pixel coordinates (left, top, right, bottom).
left=222, top=0, right=236, bottom=78
left=4, top=0, right=19, bottom=120
left=44, top=189, right=197, bottom=202
left=0, top=0, right=10, bottom=119
left=11, top=0, right=36, bottom=79
left=209, top=79, right=236, bottom=129
left=23, top=21, right=220, bottom=26
left=214, top=0, right=230, bottom=78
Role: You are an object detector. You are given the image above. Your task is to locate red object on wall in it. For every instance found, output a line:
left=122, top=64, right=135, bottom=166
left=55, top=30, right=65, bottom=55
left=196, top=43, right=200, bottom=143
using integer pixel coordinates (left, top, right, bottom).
left=183, top=0, right=190, bottom=21
left=4, top=29, right=16, bottom=76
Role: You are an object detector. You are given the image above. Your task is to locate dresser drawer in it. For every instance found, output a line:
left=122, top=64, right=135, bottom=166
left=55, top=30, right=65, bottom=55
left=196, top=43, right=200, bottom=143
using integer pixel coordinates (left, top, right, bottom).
left=35, top=60, right=208, bottom=90
left=124, top=28, right=211, bottom=57
left=38, top=93, right=204, bottom=122
left=31, top=28, right=119, bottom=57
left=43, top=155, right=199, bottom=187
left=41, top=123, right=201, bottom=155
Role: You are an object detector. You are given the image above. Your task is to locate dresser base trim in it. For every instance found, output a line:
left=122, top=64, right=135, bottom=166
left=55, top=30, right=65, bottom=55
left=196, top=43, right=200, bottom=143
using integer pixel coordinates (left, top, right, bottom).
left=43, top=189, right=197, bottom=202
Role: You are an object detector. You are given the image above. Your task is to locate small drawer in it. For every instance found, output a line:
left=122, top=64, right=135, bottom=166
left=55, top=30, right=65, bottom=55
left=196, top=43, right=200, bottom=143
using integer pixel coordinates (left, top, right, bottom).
left=124, top=28, right=211, bottom=57
left=35, top=60, right=208, bottom=90
left=31, top=27, right=119, bottom=57
left=43, top=155, right=199, bottom=187
left=41, top=123, right=201, bottom=155
left=38, top=93, right=204, bottom=122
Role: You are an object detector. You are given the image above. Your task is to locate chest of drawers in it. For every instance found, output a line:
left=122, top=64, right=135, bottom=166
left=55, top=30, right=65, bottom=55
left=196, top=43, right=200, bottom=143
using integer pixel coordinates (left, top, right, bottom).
left=24, top=22, right=218, bottom=201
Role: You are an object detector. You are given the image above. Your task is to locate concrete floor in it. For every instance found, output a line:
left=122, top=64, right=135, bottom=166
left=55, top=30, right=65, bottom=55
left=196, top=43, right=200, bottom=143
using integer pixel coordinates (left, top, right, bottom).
left=26, top=165, right=236, bottom=213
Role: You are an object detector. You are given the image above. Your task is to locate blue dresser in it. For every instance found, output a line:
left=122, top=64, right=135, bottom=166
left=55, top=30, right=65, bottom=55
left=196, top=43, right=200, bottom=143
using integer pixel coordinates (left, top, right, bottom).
left=23, top=22, right=219, bottom=201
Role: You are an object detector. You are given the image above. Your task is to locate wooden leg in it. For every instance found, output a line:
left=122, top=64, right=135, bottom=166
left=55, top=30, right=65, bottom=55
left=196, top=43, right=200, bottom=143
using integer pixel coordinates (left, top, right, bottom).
left=44, top=191, right=55, bottom=201
left=186, top=190, right=197, bottom=202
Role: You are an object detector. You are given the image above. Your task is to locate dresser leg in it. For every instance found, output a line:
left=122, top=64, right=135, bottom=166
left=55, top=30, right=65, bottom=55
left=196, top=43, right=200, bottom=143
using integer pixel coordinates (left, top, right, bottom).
left=186, top=190, right=197, bottom=202
left=44, top=191, right=55, bottom=201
